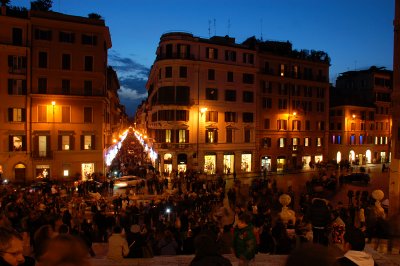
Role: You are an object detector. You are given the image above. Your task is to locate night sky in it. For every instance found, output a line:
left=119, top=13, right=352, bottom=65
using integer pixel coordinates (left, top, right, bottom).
left=11, top=0, right=395, bottom=116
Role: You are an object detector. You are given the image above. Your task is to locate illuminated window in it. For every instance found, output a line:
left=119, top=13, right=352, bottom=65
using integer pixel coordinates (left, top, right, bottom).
left=165, top=130, right=172, bottom=143
left=62, top=135, right=70, bottom=150
left=279, top=138, right=285, bottom=148
left=178, top=130, right=186, bottom=143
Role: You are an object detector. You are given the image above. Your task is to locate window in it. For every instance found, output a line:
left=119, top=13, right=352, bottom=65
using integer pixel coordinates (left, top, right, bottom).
left=225, top=112, right=237, bottom=122
left=225, top=90, right=236, bottom=101
left=176, top=110, right=188, bottom=121
left=175, top=86, right=190, bottom=105
left=12, top=28, right=23, bottom=45
left=206, top=47, right=218, bottom=59
left=62, top=80, right=70, bottom=95
left=84, top=81, right=92, bottom=96
left=359, top=135, right=364, bottom=145
left=243, top=53, right=254, bottom=64
left=8, top=55, right=27, bottom=73
left=316, top=87, right=325, bottom=98
left=262, top=137, right=271, bottom=148
left=62, top=54, right=71, bottom=70
left=243, top=73, right=254, bottom=84
left=38, top=52, right=48, bottom=68
left=244, top=129, right=251, bottom=143
left=208, top=69, right=215, bottom=80
left=317, top=137, right=322, bottom=147
left=242, top=112, right=254, bottom=123
left=262, top=98, right=272, bottom=109
left=317, top=102, right=325, bottom=112
left=206, top=111, right=218, bottom=122
left=264, top=119, right=270, bottom=129
left=38, top=78, right=47, bottom=94
left=227, top=71, right=234, bottom=82
left=279, top=84, right=288, bottom=95
left=304, top=137, right=310, bottom=147
left=225, top=50, right=236, bottom=61
left=60, top=135, right=71, bottom=150
left=206, top=129, right=218, bottom=143
left=164, top=129, right=174, bottom=143
left=9, top=135, right=26, bottom=151
left=84, top=107, right=93, bottom=123
left=304, top=87, right=312, bottom=97
left=59, top=31, right=75, bottom=43
left=280, top=64, right=286, bottom=76
left=8, top=79, right=26, bottom=95
left=81, top=135, right=95, bottom=150
left=350, top=135, right=356, bottom=145
left=351, top=123, right=356, bottom=131
left=226, top=128, right=233, bottom=143
left=84, top=56, right=93, bottom=71
left=262, top=81, right=272, bottom=93
left=178, top=129, right=187, bottom=143
left=278, top=138, right=286, bottom=148
left=8, top=108, right=25, bottom=122
left=317, top=121, right=325, bottom=131
left=292, top=120, right=301, bottom=131
left=278, top=99, right=287, bottom=109
left=277, top=119, right=288, bottom=130
left=177, top=44, right=189, bottom=58
left=337, top=123, right=342, bottom=130
left=38, top=105, right=47, bottom=122
left=61, top=106, right=71, bottom=123
left=206, top=88, right=218, bottom=100
left=82, top=34, right=97, bottom=45
left=165, top=44, right=173, bottom=58
left=179, top=66, right=187, bottom=78
left=306, top=120, right=311, bottom=130
left=243, top=91, right=254, bottom=103
left=35, top=29, right=52, bottom=40
left=165, top=66, right=172, bottom=78
left=361, top=123, right=366, bottom=130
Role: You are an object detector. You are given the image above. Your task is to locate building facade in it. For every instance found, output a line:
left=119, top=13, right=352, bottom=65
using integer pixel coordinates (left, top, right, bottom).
left=0, top=6, right=125, bottom=183
left=141, top=32, right=330, bottom=175
left=328, top=67, right=392, bottom=165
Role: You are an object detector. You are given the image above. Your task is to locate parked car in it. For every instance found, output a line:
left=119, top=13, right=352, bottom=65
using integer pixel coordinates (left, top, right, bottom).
left=340, top=173, right=370, bottom=184
left=113, top=176, right=145, bottom=188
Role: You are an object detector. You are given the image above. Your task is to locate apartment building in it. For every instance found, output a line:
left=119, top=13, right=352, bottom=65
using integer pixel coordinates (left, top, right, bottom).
left=0, top=6, right=125, bottom=183
left=328, top=67, right=392, bottom=165
left=141, top=32, right=330, bottom=175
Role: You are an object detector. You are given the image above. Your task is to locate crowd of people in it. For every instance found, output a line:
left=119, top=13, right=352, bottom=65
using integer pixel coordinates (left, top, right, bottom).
left=0, top=162, right=393, bottom=266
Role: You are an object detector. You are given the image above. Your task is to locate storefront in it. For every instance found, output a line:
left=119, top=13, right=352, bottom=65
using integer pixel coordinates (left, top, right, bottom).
left=81, top=163, right=94, bottom=180
left=261, top=156, right=271, bottom=172
left=302, top=155, right=311, bottom=169
left=241, top=153, right=252, bottom=172
left=277, top=156, right=286, bottom=172
left=223, top=153, right=234, bottom=174
left=36, top=164, right=50, bottom=179
left=204, top=153, right=216, bottom=174
left=177, top=153, right=187, bottom=173
left=314, top=154, right=323, bottom=164
left=163, top=153, right=172, bottom=175
left=14, top=163, right=26, bottom=183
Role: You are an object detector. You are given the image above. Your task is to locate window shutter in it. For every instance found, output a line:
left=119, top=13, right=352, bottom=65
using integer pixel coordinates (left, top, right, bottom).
left=58, top=135, right=62, bottom=150
left=71, top=33, right=75, bottom=43
left=8, top=79, right=13, bottom=94
left=93, top=36, right=97, bottom=45
left=215, top=130, right=218, bottom=143
left=22, top=57, right=27, bottom=68
left=214, top=49, right=218, bottom=59
left=205, top=131, right=208, bottom=143
left=8, top=56, right=13, bottom=67
left=187, top=45, right=191, bottom=58
left=80, top=135, right=84, bottom=150
left=8, top=108, right=13, bottom=122
left=22, top=80, right=27, bottom=94
left=91, top=135, right=96, bottom=149
left=185, top=130, right=189, bottom=143
left=46, top=136, right=51, bottom=152
left=22, top=135, right=27, bottom=151
left=309, top=138, right=312, bottom=147
left=171, top=130, right=175, bottom=143
left=175, top=130, right=179, bottom=143
left=9, top=135, right=13, bottom=151
left=34, top=136, right=39, bottom=154
left=70, top=136, right=75, bottom=150
left=21, top=109, right=26, bottom=122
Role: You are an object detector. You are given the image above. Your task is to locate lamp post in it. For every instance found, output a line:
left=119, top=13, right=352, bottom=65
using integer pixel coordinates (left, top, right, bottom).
left=51, top=101, right=56, bottom=123
left=196, top=107, right=207, bottom=172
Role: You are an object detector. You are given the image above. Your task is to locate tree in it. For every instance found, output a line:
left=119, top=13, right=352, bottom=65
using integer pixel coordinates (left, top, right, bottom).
left=1, top=0, right=10, bottom=7
left=88, top=13, right=102, bottom=19
left=30, top=0, right=53, bottom=11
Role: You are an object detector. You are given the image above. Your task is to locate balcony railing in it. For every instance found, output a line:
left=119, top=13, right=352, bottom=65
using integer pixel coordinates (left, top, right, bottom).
left=153, top=143, right=194, bottom=150
left=8, top=67, right=27, bottom=74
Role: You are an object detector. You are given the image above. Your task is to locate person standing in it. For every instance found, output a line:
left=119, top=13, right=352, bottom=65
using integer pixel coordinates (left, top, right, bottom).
left=0, top=227, right=35, bottom=266
left=233, top=212, right=257, bottom=266
left=107, top=226, right=129, bottom=262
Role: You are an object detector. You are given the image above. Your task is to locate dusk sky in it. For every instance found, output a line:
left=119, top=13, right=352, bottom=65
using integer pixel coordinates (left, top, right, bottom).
left=12, top=0, right=395, bottom=116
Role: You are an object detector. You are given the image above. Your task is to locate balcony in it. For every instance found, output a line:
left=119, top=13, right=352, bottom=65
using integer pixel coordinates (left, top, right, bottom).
left=153, top=143, right=194, bottom=151
left=8, top=67, right=27, bottom=75
left=156, top=53, right=195, bottom=61
left=32, top=150, right=53, bottom=160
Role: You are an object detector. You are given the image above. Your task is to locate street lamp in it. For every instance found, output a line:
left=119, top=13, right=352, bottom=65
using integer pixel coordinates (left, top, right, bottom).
left=196, top=107, right=208, bottom=170
left=51, top=101, right=56, bottom=122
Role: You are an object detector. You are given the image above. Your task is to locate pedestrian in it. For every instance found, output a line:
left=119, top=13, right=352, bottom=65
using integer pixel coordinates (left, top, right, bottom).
left=307, top=198, right=331, bottom=246
left=233, top=172, right=237, bottom=181
left=190, top=231, right=232, bottom=266
left=233, top=212, right=257, bottom=266
left=334, top=227, right=377, bottom=266
left=107, top=226, right=129, bottom=261
left=0, top=227, right=35, bottom=266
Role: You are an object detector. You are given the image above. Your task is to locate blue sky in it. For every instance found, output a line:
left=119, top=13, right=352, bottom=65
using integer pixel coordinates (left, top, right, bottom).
left=11, top=0, right=395, bottom=116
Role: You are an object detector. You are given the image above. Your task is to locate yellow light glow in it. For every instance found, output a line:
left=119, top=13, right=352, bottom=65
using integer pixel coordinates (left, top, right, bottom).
left=200, top=107, right=208, bottom=114
left=51, top=101, right=56, bottom=106
left=352, top=114, right=356, bottom=119
left=113, top=139, right=117, bottom=143
left=293, top=111, right=297, bottom=116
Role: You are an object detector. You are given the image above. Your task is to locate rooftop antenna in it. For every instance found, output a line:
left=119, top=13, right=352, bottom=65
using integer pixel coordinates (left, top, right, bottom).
left=214, top=18, right=216, bottom=36
left=260, top=18, right=263, bottom=41
left=227, top=19, right=231, bottom=36
left=208, top=20, right=211, bottom=37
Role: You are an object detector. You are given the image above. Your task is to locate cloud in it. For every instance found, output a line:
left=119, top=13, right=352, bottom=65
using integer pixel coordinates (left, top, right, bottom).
left=108, top=50, right=149, bottom=116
